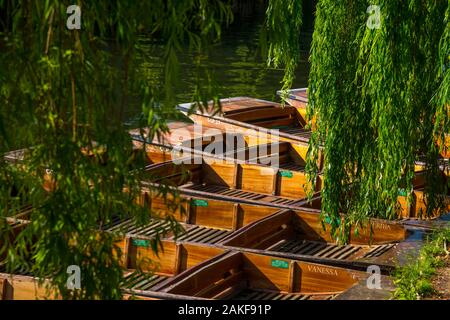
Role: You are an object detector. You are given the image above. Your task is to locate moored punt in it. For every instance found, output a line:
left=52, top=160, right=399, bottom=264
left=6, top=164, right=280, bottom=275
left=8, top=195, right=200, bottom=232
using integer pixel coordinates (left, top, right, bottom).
left=136, top=191, right=408, bottom=245
left=133, top=191, right=410, bottom=272
left=177, top=97, right=309, bottom=139
left=176, top=97, right=322, bottom=168
left=149, top=251, right=367, bottom=300
left=129, top=121, right=262, bottom=165
left=0, top=216, right=56, bottom=299
left=117, top=240, right=226, bottom=299
left=437, top=133, right=449, bottom=159
left=397, top=187, right=450, bottom=219
left=141, top=156, right=321, bottom=209
left=0, top=213, right=227, bottom=300
left=135, top=192, right=281, bottom=232
left=304, top=186, right=450, bottom=220
left=220, top=209, right=408, bottom=273
left=141, top=157, right=449, bottom=223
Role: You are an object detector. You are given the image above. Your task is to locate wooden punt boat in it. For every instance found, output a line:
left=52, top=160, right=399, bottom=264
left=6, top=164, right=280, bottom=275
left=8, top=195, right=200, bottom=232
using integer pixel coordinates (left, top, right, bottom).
left=0, top=241, right=224, bottom=300
left=151, top=250, right=367, bottom=300
left=176, top=97, right=322, bottom=167
left=136, top=191, right=408, bottom=245
left=142, top=157, right=450, bottom=222
left=117, top=239, right=225, bottom=299
left=220, top=208, right=407, bottom=273
left=280, top=89, right=450, bottom=160
left=134, top=191, right=408, bottom=271
left=136, top=192, right=281, bottom=233
left=304, top=188, right=450, bottom=221
left=0, top=215, right=54, bottom=300
left=141, top=155, right=321, bottom=208
left=0, top=269, right=58, bottom=300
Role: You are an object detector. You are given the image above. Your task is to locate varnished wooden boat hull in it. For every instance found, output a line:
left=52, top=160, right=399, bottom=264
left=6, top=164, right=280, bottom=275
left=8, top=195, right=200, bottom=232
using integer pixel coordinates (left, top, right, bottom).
left=437, top=133, right=449, bottom=158
left=153, top=251, right=367, bottom=300
left=277, top=88, right=308, bottom=119
left=135, top=191, right=408, bottom=245
left=143, top=157, right=450, bottom=219
left=0, top=273, right=59, bottom=300
left=142, top=156, right=322, bottom=210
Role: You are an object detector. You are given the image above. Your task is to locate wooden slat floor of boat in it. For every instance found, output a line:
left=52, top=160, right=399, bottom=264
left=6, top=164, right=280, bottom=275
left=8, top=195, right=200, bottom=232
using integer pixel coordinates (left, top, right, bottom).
left=279, top=128, right=312, bottom=139
left=186, top=184, right=302, bottom=206
left=105, top=216, right=231, bottom=245
left=0, top=265, right=33, bottom=277
left=121, top=272, right=168, bottom=291
left=272, top=240, right=396, bottom=260
left=233, top=289, right=336, bottom=300
left=169, top=225, right=231, bottom=245
left=278, top=163, right=305, bottom=171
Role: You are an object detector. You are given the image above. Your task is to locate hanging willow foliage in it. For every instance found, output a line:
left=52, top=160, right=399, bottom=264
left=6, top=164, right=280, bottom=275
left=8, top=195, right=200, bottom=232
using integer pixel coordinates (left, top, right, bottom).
left=304, top=0, right=450, bottom=241
left=0, top=0, right=232, bottom=299
left=262, top=0, right=303, bottom=93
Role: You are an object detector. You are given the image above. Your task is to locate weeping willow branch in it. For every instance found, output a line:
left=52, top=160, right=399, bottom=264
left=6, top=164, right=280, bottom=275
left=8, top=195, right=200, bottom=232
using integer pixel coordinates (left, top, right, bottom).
left=0, top=0, right=233, bottom=299
left=262, top=0, right=302, bottom=94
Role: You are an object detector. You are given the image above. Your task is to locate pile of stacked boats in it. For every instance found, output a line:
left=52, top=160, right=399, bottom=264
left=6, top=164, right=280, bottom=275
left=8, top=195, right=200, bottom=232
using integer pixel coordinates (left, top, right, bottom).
left=1, top=89, right=449, bottom=300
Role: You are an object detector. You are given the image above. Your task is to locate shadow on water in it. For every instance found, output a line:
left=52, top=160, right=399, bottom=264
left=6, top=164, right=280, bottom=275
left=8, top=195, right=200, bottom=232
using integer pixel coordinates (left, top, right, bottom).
left=127, top=4, right=313, bottom=124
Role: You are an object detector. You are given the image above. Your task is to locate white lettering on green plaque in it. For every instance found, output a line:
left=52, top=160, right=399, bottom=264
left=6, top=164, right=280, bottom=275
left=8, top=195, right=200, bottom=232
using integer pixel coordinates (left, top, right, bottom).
left=132, top=239, right=150, bottom=247
left=280, top=170, right=293, bottom=178
left=398, top=188, right=407, bottom=197
left=271, top=259, right=289, bottom=269
left=192, top=199, right=208, bottom=207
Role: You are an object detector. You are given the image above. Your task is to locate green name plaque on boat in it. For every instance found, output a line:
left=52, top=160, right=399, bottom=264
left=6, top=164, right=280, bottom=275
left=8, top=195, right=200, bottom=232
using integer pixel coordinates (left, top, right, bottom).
left=271, top=259, right=289, bottom=269
left=132, top=239, right=150, bottom=247
left=192, top=199, right=208, bottom=207
left=280, top=170, right=293, bottom=178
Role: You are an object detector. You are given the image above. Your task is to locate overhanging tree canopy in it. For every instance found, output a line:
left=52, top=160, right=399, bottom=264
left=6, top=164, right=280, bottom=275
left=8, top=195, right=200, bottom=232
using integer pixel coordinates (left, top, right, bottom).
left=300, top=1, right=449, bottom=240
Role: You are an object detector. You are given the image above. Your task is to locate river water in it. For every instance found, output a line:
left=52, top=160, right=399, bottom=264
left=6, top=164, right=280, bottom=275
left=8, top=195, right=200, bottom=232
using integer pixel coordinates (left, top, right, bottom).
left=128, top=11, right=311, bottom=123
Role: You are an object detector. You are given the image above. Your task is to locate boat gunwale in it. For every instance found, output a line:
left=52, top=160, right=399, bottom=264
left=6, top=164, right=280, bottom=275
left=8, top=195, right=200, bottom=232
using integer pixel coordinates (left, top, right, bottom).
left=177, top=99, right=312, bottom=145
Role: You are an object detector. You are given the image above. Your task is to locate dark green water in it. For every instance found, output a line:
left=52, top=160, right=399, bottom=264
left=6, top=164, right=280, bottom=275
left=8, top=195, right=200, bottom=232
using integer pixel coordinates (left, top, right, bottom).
left=130, top=13, right=311, bottom=122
